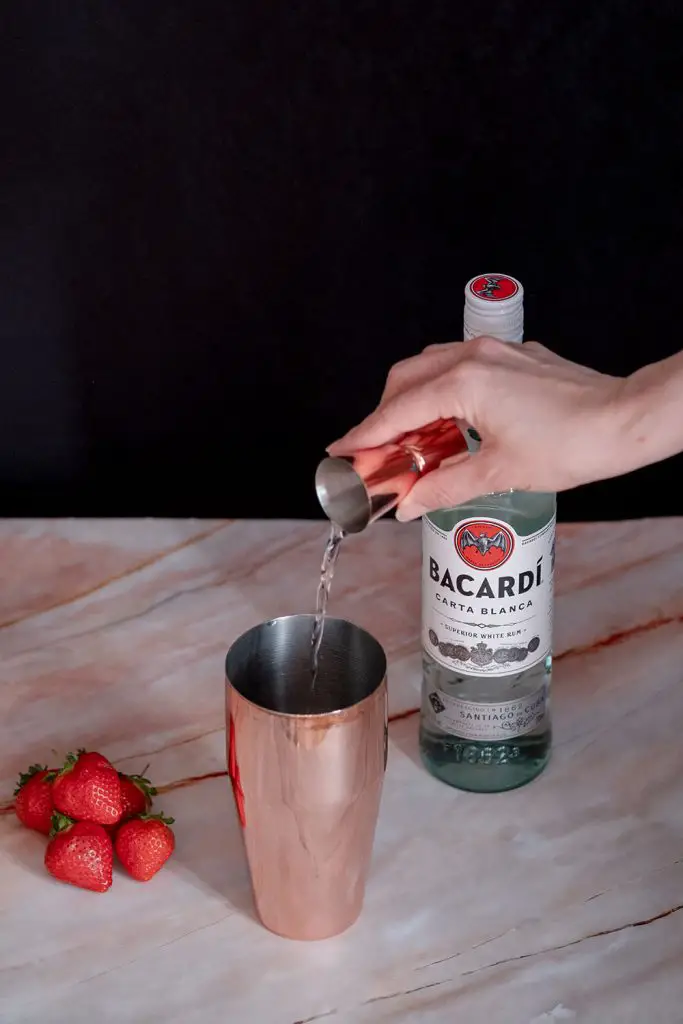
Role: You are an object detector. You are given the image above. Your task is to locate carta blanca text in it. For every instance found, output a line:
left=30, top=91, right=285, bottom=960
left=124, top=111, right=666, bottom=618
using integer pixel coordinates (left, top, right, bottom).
left=436, top=594, right=533, bottom=615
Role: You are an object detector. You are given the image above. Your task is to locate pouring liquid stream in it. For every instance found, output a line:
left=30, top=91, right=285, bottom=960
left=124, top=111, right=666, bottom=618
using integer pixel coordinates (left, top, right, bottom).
left=311, top=522, right=346, bottom=684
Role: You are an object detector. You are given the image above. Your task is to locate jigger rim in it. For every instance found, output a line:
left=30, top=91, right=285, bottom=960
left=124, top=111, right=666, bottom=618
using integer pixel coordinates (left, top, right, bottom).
left=225, top=613, right=387, bottom=719
left=315, top=456, right=372, bottom=534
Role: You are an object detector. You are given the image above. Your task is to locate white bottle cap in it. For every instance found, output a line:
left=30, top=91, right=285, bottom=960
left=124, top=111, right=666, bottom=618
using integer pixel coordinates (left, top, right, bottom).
left=463, top=273, right=524, bottom=343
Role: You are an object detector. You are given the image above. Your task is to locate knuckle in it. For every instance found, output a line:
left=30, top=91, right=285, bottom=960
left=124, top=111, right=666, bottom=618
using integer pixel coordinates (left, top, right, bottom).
left=386, top=356, right=415, bottom=383
left=464, top=334, right=500, bottom=359
left=422, top=341, right=454, bottom=355
left=517, top=339, right=545, bottom=360
left=425, top=480, right=456, bottom=511
left=454, top=336, right=502, bottom=383
left=449, top=358, right=480, bottom=388
left=414, top=473, right=455, bottom=511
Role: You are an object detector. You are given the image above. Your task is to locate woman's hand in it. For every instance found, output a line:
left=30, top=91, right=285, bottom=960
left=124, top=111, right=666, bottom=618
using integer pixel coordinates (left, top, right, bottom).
left=327, top=336, right=634, bottom=520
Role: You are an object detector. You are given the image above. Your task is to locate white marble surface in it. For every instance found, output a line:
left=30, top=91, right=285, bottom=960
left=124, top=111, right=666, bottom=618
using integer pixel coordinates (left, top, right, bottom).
left=1, top=517, right=682, bottom=1023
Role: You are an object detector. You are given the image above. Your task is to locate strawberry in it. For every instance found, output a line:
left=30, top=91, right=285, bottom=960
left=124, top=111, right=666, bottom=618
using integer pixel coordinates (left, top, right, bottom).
left=115, top=813, right=175, bottom=881
left=52, top=750, right=122, bottom=827
left=45, top=813, right=113, bottom=892
left=118, top=766, right=156, bottom=822
left=14, top=764, right=56, bottom=835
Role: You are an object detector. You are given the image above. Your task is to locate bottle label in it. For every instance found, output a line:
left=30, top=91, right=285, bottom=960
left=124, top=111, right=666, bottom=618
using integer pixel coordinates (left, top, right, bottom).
left=425, top=681, right=548, bottom=741
left=422, top=513, right=555, bottom=677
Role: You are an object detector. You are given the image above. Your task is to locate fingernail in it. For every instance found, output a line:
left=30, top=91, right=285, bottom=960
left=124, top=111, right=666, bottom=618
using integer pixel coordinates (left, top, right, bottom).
left=326, top=435, right=356, bottom=455
left=395, top=505, right=421, bottom=523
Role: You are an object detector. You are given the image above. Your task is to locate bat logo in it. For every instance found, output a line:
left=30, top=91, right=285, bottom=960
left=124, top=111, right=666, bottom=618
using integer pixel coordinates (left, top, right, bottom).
left=459, top=528, right=508, bottom=557
left=470, top=274, right=519, bottom=302
left=454, top=520, right=515, bottom=570
left=476, top=276, right=504, bottom=300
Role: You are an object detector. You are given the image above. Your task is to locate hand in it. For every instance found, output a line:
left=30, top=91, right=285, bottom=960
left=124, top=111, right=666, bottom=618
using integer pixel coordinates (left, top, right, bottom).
left=327, top=336, right=631, bottom=520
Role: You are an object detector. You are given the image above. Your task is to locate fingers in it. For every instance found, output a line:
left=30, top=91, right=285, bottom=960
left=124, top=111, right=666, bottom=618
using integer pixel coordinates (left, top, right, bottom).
left=395, top=449, right=504, bottom=521
left=328, top=344, right=461, bottom=455
left=379, top=342, right=462, bottom=405
left=329, top=343, right=472, bottom=454
left=328, top=367, right=465, bottom=454
left=327, top=336, right=514, bottom=455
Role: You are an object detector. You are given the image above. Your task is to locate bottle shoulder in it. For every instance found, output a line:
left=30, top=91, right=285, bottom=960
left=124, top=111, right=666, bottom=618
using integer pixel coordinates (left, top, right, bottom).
left=424, top=491, right=556, bottom=537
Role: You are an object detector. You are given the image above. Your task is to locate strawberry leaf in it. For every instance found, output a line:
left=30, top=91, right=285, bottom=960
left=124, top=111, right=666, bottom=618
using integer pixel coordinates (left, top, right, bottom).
left=50, top=811, right=75, bottom=837
left=139, top=811, right=175, bottom=826
left=119, top=769, right=157, bottom=801
left=13, top=763, right=48, bottom=795
left=57, top=751, right=79, bottom=777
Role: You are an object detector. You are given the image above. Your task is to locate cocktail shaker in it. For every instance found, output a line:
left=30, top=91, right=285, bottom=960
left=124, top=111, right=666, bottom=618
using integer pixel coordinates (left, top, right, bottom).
left=226, top=614, right=388, bottom=941
left=315, top=417, right=468, bottom=533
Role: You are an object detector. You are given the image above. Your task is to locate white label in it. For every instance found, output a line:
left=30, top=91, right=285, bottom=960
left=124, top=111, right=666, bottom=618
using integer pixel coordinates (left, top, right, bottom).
left=422, top=513, right=555, bottom=677
left=425, top=682, right=548, bottom=741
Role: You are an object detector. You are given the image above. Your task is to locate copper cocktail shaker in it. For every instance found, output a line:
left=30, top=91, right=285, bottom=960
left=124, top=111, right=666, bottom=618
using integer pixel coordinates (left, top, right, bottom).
left=225, top=614, right=387, bottom=941
left=315, top=417, right=469, bottom=532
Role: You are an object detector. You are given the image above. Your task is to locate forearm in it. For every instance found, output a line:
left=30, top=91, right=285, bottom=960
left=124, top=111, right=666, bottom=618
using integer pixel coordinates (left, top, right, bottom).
left=615, top=349, right=683, bottom=475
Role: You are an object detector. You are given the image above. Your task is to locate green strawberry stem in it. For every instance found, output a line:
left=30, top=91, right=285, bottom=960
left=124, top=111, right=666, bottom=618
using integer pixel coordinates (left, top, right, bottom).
left=58, top=751, right=79, bottom=777
left=57, top=747, right=91, bottom=778
left=120, top=765, right=158, bottom=800
left=14, top=763, right=53, bottom=795
left=139, top=812, right=175, bottom=826
left=50, top=811, right=76, bottom=837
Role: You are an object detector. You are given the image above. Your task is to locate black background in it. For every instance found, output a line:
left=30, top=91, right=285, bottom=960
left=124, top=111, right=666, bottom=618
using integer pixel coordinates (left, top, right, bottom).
left=1, top=2, right=681, bottom=521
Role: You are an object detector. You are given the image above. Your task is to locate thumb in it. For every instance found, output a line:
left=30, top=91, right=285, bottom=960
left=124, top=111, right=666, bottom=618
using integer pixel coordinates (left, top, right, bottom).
left=395, top=450, right=505, bottom=521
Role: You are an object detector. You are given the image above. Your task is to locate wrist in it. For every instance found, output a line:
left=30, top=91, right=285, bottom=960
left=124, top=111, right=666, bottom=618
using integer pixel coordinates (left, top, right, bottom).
left=611, top=359, right=678, bottom=475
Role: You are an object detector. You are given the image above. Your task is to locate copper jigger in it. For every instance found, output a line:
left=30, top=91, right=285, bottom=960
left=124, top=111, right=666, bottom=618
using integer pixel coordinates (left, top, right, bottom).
left=225, top=614, right=388, bottom=941
left=315, top=417, right=469, bottom=532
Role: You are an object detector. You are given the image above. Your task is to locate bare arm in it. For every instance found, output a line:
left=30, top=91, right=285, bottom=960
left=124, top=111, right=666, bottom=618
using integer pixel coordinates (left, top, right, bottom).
left=618, top=348, right=683, bottom=477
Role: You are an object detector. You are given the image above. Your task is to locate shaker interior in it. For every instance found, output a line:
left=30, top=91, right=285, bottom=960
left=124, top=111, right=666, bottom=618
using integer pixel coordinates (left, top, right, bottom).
left=226, top=614, right=386, bottom=715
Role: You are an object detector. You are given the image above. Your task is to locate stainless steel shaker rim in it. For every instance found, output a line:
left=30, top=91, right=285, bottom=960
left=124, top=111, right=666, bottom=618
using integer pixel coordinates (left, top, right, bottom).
left=225, top=613, right=387, bottom=718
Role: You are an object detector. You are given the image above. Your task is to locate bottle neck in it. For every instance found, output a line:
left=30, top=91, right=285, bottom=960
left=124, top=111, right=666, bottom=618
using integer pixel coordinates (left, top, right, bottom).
left=462, top=297, right=524, bottom=451
left=463, top=308, right=524, bottom=343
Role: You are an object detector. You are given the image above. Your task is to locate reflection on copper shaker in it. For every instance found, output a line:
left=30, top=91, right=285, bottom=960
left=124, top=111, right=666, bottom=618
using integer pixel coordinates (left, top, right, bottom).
left=315, top=417, right=468, bottom=532
left=225, top=614, right=388, bottom=941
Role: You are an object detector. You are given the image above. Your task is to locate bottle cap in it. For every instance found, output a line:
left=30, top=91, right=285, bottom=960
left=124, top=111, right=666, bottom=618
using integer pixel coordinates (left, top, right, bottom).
left=464, top=273, right=524, bottom=343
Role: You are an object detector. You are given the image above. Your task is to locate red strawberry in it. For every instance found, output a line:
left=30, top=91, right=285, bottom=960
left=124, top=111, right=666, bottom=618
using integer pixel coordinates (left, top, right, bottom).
left=14, top=764, right=56, bottom=835
left=115, top=813, right=175, bottom=881
left=45, top=813, right=113, bottom=892
left=118, top=766, right=156, bottom=822
left=52, top=750, right=122, bottom=826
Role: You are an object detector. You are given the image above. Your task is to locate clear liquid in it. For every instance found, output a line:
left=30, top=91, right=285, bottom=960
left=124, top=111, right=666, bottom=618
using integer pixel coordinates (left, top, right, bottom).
left=311, top=522, right=345, bottom=683
left=420, top=489, right=555, bottom=793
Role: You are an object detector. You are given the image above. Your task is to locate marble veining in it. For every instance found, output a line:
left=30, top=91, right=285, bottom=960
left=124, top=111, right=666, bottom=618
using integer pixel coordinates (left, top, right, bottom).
left=1, top=517, right=682, bottom=1023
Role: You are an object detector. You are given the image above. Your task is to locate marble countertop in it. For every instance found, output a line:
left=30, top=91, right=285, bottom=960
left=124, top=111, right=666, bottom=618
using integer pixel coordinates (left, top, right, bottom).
left=1, top=518, right=682, bottom=1023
